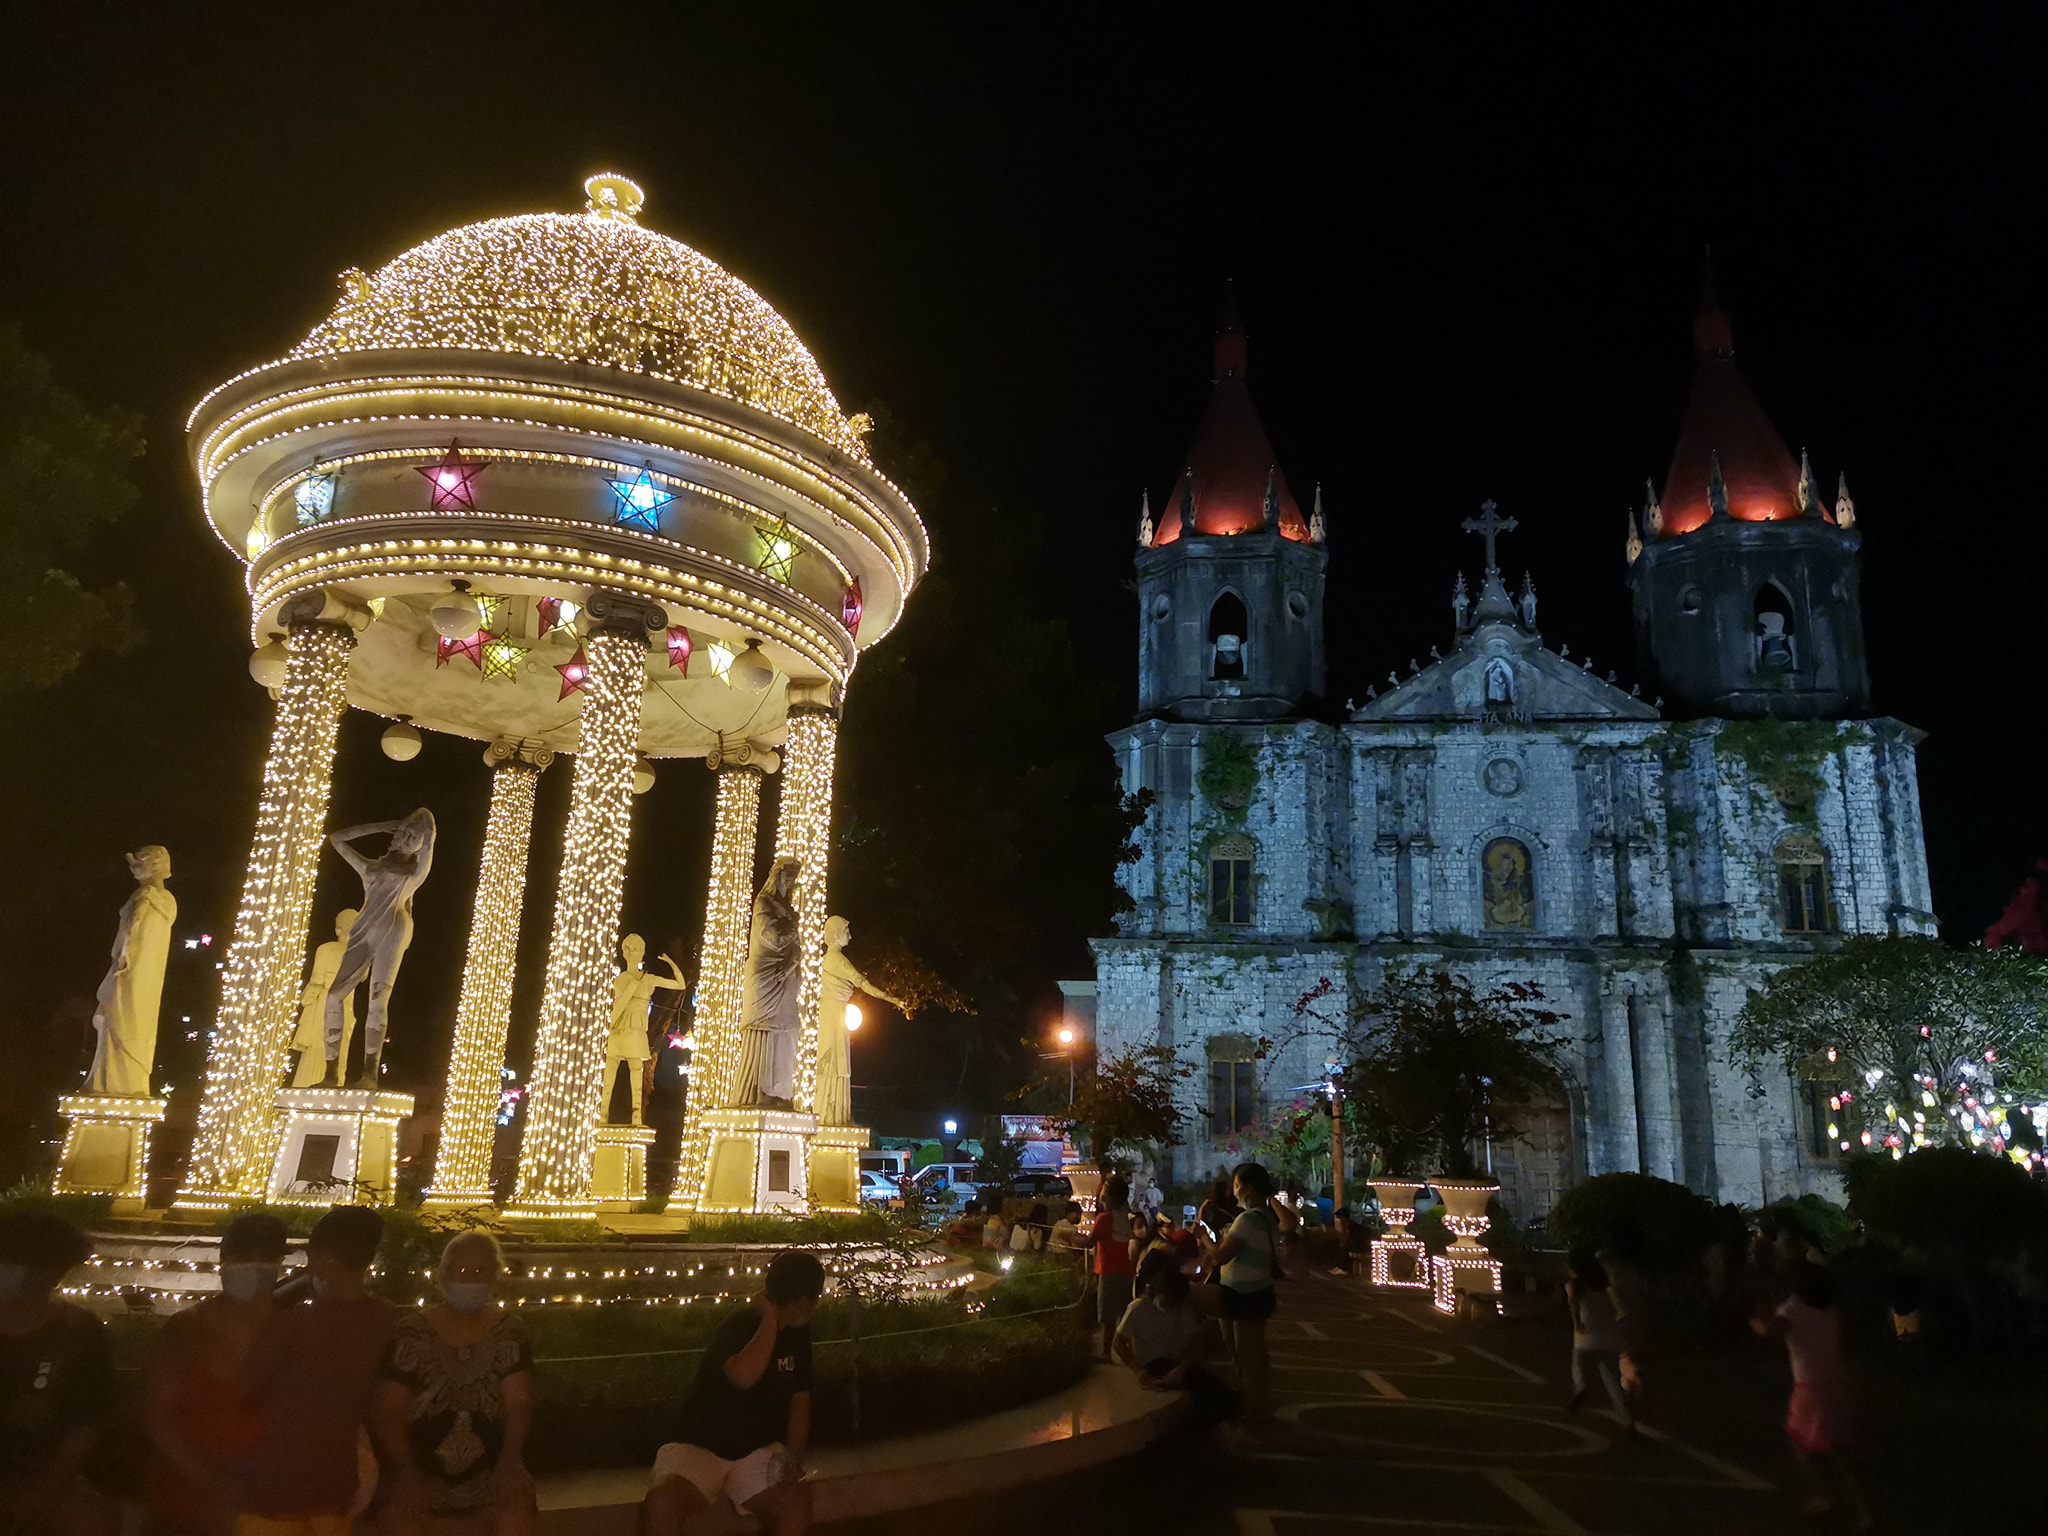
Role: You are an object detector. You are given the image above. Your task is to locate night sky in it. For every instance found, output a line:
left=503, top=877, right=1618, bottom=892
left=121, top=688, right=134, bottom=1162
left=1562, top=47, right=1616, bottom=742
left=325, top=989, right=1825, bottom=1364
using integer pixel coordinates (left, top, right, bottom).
left=1, top=6, right=2038, bottom=1142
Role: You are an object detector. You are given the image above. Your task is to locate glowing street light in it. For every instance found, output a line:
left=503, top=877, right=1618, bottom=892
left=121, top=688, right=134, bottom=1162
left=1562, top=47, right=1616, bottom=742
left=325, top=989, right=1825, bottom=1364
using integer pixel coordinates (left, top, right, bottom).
left=943, top=1117, right=958, bottom=1136
left=845, top=1002, right=863, bottom=1033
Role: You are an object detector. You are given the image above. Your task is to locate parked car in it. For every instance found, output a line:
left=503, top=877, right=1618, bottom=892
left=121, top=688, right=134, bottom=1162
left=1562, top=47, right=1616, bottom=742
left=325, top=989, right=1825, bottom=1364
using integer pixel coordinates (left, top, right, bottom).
left=858, top=1171, right=901, bottom=1205
left=1007, top=1172, right=1073, bottom=1202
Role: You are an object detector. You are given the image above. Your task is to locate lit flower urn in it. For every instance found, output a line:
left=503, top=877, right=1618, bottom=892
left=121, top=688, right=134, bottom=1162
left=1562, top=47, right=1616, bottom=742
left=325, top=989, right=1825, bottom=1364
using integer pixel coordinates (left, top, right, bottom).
left=1427, top=1178, right=1504, bottom=1315
left=1366, top=1177, right=1430, bottom=1289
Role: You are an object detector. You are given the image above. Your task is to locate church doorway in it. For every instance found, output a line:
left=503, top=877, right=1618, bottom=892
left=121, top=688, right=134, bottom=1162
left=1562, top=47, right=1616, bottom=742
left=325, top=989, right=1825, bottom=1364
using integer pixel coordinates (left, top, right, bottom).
left=1491, top=1071, right=1574, bottom=1230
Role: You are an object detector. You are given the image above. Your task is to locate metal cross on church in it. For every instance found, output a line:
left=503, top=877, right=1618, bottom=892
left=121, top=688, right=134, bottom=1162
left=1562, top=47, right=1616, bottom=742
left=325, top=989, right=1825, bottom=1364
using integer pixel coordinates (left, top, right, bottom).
left=1462, top=499, right=1517, bottom=572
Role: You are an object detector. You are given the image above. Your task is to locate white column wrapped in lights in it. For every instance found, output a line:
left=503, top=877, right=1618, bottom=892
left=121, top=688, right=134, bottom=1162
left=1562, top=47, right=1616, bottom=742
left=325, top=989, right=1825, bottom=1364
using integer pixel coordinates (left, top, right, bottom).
left=178, top=612, right=356, bottom=1208
left=508, top=606, right=659, bottom=1218
left=423, top=741, right=549, bottom=1208
left=674, top=754, right=768, bottom=1209
left=775, top=706, right=838, bottom=1113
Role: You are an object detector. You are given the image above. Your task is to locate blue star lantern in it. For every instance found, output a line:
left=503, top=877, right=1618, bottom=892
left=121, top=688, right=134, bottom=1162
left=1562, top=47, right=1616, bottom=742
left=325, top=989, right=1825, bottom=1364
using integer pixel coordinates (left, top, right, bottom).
left=608, top=468, right=674, bottom=532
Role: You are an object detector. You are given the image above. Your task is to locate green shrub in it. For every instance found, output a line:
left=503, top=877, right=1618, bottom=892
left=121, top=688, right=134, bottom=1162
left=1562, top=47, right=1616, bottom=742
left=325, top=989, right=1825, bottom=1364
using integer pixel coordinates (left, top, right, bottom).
left=1548, top=1173, right=1718, bottom=1272
left=1756, top=1193, right=1856, bottom=1256
left=1842, top=1147, right=2048, bottom=1260
left=0, top=1178, right=113, bottom=1228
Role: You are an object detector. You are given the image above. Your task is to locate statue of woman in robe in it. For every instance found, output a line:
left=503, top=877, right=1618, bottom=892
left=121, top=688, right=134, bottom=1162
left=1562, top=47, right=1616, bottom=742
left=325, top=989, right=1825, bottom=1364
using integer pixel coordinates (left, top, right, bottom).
left=87, top=846, right=176, bottom=1097
left=729, top=858, right=801, bottom=1110
left=815, top=916, right=907, bottom=1127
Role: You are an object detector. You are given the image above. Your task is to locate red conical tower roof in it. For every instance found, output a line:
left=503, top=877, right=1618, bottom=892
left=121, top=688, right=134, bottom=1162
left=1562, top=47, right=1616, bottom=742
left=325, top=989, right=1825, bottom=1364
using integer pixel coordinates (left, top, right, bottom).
left=1658, top=287, right=1808, bottom=536
left=1152, top=314, right=1309, bottom=543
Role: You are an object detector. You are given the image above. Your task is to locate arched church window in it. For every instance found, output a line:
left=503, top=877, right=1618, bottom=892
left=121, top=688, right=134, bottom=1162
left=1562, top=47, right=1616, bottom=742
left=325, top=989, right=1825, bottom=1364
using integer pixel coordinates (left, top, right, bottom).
left=1208, top=591, right=1248, bottom=680
left=1481, top=837, right=1535, bottom=930
left=1208, top=832, right=1255, bottom=927
left=1775, top=835, right=1834, bottom=933
left=1754, top=583, right=1797, bottom=672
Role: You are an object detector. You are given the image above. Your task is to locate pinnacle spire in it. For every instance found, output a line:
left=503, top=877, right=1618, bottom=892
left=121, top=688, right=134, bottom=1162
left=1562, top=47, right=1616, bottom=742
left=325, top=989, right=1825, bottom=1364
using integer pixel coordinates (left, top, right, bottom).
left=1308, top=484, right=1326, bottom=543
left=1261, top=464, right=1279, bottom=530
left=1706, top=451, right=1729, bottom=520
left=1625, top=507, right=1643, bottom=566
left=1643, top=477, right=1663, bottom=538
left=1835, top=471, right=1856, bottom=530
left=1137, top=490, right=1154, bottom=548
left=1796, top=446, right=1817, bottom=515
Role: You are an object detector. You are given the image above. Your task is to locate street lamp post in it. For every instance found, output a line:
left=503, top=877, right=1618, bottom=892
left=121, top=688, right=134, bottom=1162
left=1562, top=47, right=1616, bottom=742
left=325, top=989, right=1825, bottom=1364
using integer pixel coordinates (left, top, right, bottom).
left=1057, top=1025, right=1076, bottom=1106
left=1325, top=1058, right=1346, bottom=1217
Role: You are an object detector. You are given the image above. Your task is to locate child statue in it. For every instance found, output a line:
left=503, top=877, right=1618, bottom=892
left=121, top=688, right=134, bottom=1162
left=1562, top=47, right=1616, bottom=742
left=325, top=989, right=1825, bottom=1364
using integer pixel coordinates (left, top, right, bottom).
left=319, top=809, right=436, bottom=1088
left=287, top=910, right=358, bottom=1087
left=605, top=934, right=687, bottom=1125
left=815, top=916, right=907, bottom=1127
left=729, top=857, right=801, bottom=1109
left=86, top=846, right=176, bottom=1097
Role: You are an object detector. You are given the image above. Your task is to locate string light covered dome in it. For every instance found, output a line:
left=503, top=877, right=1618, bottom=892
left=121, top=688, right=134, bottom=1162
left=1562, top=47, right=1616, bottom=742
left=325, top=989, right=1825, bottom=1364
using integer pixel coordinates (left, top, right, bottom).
left=292, top=174, right=869, bottom=461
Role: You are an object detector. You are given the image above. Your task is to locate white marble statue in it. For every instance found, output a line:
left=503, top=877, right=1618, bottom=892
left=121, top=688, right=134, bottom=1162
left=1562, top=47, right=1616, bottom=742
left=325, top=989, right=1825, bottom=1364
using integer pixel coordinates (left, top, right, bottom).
left=815, top=915, right=906, bottom=1127
left=86, top=846, right=176, bottom=1097
left=288, top=909, right=358, bottom=1088
left=605, top=933, right=687, bottom=1125
left=319, top=809, right=436, bottom=1088
left=729, top=857, right=802, bottom=1110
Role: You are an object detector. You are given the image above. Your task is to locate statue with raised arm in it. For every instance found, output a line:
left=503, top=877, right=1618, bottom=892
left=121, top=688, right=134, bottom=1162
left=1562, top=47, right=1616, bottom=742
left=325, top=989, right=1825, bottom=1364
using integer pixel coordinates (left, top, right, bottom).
left=815, top=915, right=906, bottom=1127
left=729, top=857, right=801, bottom=1110
left=287, top=909, right=358, bottom=1087
left=86, top=846, right=176, bottom=1097
left=605, top=933, right=688, bottom=1125
left=319, top=809, right=436, bottom=1088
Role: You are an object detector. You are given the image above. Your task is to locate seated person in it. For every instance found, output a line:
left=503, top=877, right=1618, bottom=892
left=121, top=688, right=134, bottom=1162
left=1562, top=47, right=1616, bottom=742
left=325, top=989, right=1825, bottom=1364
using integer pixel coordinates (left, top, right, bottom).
left=1010, top=1202, right=1048, bottom=1253
left=146, top=1211, right=289, bottom=1534
left=981, top=1205, right=1010, bottom=1250
left=1048, top=1201, right=1086, bottom=1254
left=1112, top=1266, right=1238, bottom=1428
left=945, top=1201, right=983, bottom=1247
left=0, top=1210, right=117, bottom=1536
left=642, top=1251, right=824, bottom=1536
left=1157, top=1212, right=1199, bottom=1268
left=236, top=1205, right=398, bottom=1533
left=371, top=1230, right=534, bottom=1534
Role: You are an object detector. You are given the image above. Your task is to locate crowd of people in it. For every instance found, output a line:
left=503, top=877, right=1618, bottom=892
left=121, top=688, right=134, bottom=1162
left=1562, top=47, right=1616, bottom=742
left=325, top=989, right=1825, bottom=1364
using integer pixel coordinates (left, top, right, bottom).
left=2, top=1204, right=540, bottom=1536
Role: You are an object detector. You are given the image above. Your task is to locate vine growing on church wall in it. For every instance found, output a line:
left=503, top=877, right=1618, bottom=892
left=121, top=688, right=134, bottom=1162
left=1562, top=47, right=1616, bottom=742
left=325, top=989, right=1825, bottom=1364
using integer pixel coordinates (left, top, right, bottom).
left=1715, top=720, right=1843, bottom=830
left=1196, top=731, right=1262, bottom=821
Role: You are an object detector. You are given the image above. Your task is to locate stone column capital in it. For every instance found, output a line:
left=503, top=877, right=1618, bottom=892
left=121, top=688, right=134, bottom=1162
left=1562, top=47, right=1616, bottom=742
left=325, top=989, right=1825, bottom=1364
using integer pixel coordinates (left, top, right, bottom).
left=483, top=737, right=555, bottom=772
left=581, top=588, right=668, bottom=641
left=706, top=736, right=781, bottom=776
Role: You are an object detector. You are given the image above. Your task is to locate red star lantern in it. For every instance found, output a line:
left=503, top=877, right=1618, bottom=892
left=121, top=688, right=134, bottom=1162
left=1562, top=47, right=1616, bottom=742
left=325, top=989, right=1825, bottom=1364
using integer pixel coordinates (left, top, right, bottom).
left=556, top=645, right=592, bottom=699
left=436, top=631, right=485, bottom=669
left=417, top=443, right=487, bottom=511
left=665, top=625, right=692, bottom=674
left=842, top=577, right=864, bottom=639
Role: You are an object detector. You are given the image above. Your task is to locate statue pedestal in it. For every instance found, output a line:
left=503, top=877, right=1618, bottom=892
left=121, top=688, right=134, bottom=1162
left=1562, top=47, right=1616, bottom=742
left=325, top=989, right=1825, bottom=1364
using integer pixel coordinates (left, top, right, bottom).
left=267, top=1088, right=414, bottom=1206
left=55, top=1095, right=166, bottom=1212
left=696, top=1108, right=818, bottom=1214
left=592, top=1123, right=657, bottom=1210
left=809, top=1123, right=870, bottom=1213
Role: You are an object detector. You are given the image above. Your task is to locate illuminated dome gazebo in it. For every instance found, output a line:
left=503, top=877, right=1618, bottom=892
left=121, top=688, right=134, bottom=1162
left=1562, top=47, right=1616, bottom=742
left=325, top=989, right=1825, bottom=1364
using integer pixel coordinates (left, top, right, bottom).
left=177, top=173, right=926, bottom=1219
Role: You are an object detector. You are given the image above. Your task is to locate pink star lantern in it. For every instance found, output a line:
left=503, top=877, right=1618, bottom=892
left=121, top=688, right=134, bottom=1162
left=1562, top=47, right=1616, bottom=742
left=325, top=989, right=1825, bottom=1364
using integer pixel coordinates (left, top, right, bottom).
left=417, top=443, right=487, bottom=511
left=556, top=646, right=592, bottom=699
left=666, top=625, right=692, bottom=674
left=435, top=631, right=485, bottom=669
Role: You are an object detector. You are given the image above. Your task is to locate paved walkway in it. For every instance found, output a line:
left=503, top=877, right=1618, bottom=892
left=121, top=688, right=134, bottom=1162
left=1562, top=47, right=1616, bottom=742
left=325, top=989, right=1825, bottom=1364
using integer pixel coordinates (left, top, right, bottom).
left=830, top=1270, right=1833, bottom=1534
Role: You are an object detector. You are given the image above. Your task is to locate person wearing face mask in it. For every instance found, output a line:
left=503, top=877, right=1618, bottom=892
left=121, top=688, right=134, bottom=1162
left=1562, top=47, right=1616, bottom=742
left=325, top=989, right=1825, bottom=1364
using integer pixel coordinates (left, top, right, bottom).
left=146, top=1212, right=291, bottom=1533
left=0, top=1210, right=116, bottom=1536
left=235, top=1204, right=396, bottom=1535
left=368, top=1231, right=534, bottom=1535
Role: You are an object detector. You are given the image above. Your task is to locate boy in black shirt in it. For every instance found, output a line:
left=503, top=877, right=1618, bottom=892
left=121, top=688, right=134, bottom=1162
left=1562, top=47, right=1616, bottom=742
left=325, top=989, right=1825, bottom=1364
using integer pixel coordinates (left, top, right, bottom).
left=0, top=1210, right=116, bottom=1536
left=643, top=1249, right=824, bottom=1535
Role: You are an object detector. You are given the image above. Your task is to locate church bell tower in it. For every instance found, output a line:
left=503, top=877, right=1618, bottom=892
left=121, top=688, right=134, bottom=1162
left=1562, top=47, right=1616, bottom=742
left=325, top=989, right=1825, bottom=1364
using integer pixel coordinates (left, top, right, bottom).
left=1134, top=312, right=1327, bottom=722
left=1626, top=284, right=1870, bottom=720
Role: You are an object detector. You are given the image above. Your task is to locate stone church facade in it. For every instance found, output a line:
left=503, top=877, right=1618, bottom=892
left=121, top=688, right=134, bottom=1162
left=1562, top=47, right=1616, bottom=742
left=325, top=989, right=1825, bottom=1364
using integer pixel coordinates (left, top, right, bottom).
left=1091, top=301, right=1936, bottom=1219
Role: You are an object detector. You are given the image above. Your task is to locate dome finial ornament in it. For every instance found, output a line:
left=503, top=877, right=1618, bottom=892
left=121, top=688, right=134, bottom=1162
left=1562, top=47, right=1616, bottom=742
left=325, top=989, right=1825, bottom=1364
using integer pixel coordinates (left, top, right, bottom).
left=584, top=172, right=645, bottom=224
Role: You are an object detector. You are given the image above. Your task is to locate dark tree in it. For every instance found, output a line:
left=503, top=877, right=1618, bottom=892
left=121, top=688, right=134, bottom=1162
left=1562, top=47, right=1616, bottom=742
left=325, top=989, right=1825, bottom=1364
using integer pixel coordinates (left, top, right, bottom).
left=0, top=324, right=144, bottom=695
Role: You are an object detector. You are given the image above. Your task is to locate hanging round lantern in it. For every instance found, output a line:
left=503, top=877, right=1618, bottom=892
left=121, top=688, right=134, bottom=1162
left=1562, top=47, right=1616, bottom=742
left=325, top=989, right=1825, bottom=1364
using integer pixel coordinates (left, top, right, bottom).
left=730, top=638, right=774, bottom=691
left=248, top=634, right=288, bottom=689
left=632, top=756, right=657, bottom=794
left=431, top=580, right=483, bottom=639
left=380, top=716, right=423, bottom=761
